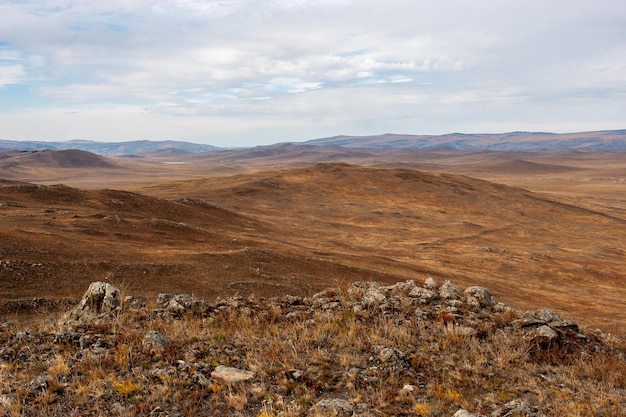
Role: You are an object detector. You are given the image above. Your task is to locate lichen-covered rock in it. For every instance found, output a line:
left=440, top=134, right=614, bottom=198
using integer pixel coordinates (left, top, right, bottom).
left=142, top=330, right=170, bottom=356
left=529, top=325, right=559, bottom=346
left=408, top=286, right=437, bottom=304
left=424, top=276, right=439, bottom=290
left=440, top=280, right=462, bottom=300
left=384, top=280, right=418, bottom=296
left=362, top=287, right=386, bottom=308
left=74, top=281, right=120, bottom=318
left=464, top=286, right=496, bottom=307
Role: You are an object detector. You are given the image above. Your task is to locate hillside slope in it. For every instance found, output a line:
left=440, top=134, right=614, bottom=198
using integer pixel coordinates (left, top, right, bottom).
left=1, top=164, right=623, bottom=335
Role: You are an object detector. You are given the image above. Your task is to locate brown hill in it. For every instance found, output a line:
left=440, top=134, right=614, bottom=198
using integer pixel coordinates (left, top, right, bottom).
left=2, top=164, right=624, bottom=336
left=0, top=149, right=117, bottom=169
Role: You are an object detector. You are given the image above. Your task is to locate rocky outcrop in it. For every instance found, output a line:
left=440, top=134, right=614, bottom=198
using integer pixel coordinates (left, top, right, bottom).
left=0, top=279, right=622, bottom=417
left=518, top=309, right=584, bottom=351
left=73, top=281, right=120, bottom=318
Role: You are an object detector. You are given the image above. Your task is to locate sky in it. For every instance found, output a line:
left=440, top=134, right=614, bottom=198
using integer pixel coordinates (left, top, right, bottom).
left=0, top=0, right=625, bottom=147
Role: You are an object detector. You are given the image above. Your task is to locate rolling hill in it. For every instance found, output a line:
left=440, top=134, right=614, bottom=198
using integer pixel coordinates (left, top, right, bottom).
left=1, top=163, right=625, bottom=335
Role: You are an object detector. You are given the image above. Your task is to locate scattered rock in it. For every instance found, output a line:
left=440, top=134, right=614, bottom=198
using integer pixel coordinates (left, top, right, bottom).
left=491, top=399, right=546, bottom=416
left=1, top=279, right=619, bottom=417
left=210, top=365, right=255, bottom=384
left=312, top=398, right=354, bottom=416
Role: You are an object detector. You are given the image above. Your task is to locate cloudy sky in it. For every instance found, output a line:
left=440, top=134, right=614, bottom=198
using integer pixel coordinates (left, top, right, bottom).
left=0, top=0, right=625, bottom=147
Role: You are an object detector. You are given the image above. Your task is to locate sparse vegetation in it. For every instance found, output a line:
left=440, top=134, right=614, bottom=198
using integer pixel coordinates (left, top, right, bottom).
left=0, top=279, right=623, bottom=416
left=1, top=150, right=626, bottom=416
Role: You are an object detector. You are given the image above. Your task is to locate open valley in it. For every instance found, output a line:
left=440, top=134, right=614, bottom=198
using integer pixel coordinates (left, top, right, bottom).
left=1, top=147, right=625, bottom=336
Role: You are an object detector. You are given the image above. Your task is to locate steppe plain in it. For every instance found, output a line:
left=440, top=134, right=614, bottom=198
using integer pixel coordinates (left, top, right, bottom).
left=0, top=144, right=625, bottom=336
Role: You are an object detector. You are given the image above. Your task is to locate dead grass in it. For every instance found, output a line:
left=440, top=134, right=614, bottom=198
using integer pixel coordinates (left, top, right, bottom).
left=1, top=280, right=623, bottom=416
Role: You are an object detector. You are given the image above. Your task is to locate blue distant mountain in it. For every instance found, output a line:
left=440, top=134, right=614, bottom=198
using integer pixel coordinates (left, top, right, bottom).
left=0, top=139, right=219, bottom=155
left=304, top=130, right=626, bottom=151
left=3, top=130, right=626, bottom=154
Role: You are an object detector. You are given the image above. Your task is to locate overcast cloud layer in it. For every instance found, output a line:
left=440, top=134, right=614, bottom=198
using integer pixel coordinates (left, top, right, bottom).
left=0, top=0, right=625, bottom=146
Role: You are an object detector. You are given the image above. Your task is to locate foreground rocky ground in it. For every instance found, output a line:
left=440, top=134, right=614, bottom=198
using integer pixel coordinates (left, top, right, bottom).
left=0, top=278, right=624, bottom=417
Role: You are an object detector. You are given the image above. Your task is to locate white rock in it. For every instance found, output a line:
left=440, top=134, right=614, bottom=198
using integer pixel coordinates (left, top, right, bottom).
left=211, top=365, right=255, bottom=384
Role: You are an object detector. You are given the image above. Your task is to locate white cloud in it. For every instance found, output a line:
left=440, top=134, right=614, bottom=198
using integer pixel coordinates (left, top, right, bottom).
left=0, top=0, right=625, bottom=145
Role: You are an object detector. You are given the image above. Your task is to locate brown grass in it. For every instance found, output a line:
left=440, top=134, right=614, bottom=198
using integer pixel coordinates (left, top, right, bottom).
left=1, top=153, right=626, bottom=337
left=0, top=282, right=623, bottom=416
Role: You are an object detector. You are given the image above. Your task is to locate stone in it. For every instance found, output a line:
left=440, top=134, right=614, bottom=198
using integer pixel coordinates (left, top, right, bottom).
left=464, top=286, right=497, bottom=307
left=362, top=287, right=386, bottom=308
left=142, top=330, right=170, bottom=356
left=408, top=286, right=437, bottom=303
left=424, top=276, right=439, bottom=290
left=400, top=384, right=417, bottom=394
left=491, top=399, right=546, bottom=416
left=530, top=325, right=559, bottom=345
left=347, top=281, right=379, bottom=299
left=210, top=365, right=255, bottom=384
left=440, top=280, right=462, bottom=300
left=453, top=409, right=483, bottom=417
left=385, top=280, right=417, bottom=295
left=533, top=309, right=562, bottom=323
left=74, top=281, right=120, bottom=317
left=312, top=398, right=354, bottom=416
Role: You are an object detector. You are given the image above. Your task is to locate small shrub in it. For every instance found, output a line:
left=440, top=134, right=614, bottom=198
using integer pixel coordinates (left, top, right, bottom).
left=113, top=379, right=141, bottom=398
left=414, top=403, right=432, bottom=415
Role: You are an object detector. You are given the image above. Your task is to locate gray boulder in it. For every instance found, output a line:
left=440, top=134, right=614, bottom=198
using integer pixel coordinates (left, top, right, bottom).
left=74, top=281, right=121, bottom=317
left=408, top=286, right=437, bottom=304
left=464, top=286, right=497, bottom=307
left=142, top=330, right=170, bottom=357
left=440, top=280, right=462, bottom=300
left=424, top=277, right=439, bottom=290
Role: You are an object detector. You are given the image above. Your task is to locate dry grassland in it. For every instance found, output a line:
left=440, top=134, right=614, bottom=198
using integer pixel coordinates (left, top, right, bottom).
left=0, top=149, right=625, bottom=337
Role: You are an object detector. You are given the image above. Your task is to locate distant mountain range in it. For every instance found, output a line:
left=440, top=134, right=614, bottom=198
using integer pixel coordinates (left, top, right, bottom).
left=0, top=139, right=219, bottom=155
left=304, top=130, right=626, bottom=151
left=2, top=130, right=626, bottom=155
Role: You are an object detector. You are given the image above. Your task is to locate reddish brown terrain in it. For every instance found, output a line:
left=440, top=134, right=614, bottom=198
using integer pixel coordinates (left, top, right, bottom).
left=1, top=146, right=625, bottom=335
